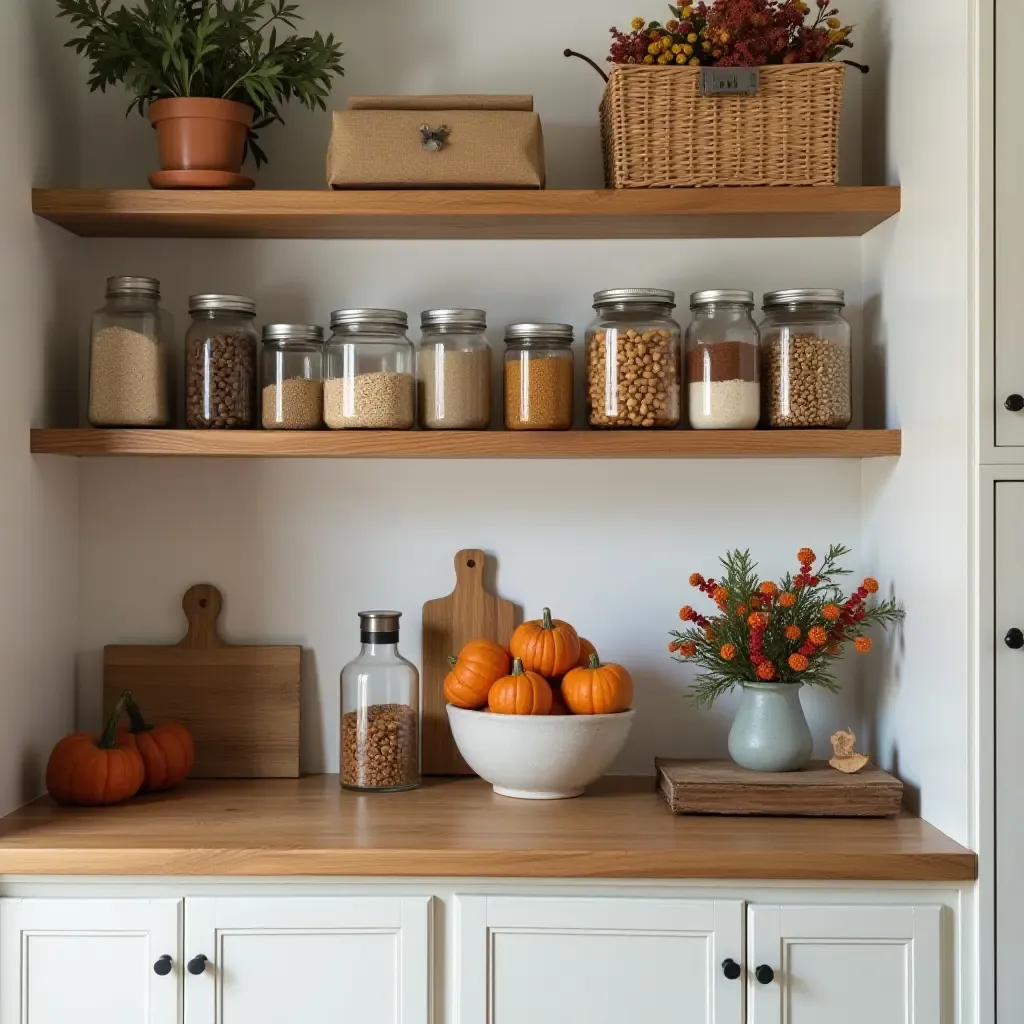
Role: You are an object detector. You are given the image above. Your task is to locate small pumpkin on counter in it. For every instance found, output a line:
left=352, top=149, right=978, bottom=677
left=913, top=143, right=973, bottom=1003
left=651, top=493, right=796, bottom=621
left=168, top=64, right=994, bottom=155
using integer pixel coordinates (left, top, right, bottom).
left=120, top=692, right=195, bottom=792
left=488, top=658, right=553, bottom=716
left=510, top=607, right=581, bottom=678
left=562, top=654, right=634, bottom=716
left=45, top=693, right=145, bottom=806
left=444, top=639, right=511, bottom=709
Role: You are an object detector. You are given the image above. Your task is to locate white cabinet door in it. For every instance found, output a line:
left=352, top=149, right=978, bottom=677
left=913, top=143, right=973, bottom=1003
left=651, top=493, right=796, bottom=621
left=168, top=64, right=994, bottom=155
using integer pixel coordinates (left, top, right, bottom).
left=0, top=897, right=182, bottom=1024
left=455, top=895, right=744, bottom=1024
left=747, top=904, right=942, bottom=1024
left=184, top=896, right=430, bottom=1024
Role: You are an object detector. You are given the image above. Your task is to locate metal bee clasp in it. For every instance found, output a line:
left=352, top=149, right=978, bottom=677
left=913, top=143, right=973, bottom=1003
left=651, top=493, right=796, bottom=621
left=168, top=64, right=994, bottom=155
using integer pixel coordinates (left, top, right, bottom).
left=419, top=124, right=450, bottom=152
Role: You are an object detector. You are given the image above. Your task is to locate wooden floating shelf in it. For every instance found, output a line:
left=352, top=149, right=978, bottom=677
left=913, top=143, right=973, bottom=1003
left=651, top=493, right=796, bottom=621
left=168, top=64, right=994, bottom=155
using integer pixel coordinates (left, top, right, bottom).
left=32, top=187, right=901, bottom=240
left=30, top=428, right=902, bottom=459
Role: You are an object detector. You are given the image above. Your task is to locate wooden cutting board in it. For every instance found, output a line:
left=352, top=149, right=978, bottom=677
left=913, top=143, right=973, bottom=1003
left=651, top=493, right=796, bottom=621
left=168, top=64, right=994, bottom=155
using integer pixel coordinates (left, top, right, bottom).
left=103, top=584, right=301, bottom=778
left=655, top=758, right=904, bottom=817
left=422, top=550, right=517, bottom=775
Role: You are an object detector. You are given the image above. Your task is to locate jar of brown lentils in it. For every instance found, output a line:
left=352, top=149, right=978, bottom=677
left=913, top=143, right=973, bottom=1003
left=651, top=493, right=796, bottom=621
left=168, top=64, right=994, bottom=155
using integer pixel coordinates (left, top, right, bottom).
left=585, top=288, right=681, bottom=428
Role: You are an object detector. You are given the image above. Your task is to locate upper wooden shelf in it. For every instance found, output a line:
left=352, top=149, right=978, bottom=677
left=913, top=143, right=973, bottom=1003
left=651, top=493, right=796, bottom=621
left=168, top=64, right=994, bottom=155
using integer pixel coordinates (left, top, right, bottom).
left=31, top=187, right=901, bottom=240
left=30, top=428, right=901, bottom=459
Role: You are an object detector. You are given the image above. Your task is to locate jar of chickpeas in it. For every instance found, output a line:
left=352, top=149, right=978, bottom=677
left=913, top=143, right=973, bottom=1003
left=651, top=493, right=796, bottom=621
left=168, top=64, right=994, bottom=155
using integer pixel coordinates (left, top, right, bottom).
left=585, top=288, right=681, bottom=428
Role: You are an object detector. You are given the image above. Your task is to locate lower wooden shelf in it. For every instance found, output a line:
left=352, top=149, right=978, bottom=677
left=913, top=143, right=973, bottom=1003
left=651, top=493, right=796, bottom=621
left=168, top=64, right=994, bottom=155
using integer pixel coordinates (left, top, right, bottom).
left=29, top=428, right=901, bottom=459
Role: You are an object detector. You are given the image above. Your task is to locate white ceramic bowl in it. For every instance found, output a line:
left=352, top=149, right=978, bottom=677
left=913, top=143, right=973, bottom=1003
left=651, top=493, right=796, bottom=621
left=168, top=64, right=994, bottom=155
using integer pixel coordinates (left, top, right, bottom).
left=447, top=705, right=636, bottom=800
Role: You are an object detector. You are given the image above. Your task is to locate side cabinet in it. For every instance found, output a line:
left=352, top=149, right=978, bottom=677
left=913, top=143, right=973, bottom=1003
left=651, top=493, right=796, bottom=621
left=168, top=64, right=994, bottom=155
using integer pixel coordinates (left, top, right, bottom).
left=454, top=895, right=744, bottom=1024
left=0, top=897, right=182, bottom=1024
left=746, top=904, right=942, bottom=1024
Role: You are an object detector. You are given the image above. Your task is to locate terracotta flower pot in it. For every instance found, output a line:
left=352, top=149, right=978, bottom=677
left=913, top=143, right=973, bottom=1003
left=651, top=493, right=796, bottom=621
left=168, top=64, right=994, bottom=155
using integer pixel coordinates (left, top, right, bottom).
left=149, top=98, right=254, bottom=174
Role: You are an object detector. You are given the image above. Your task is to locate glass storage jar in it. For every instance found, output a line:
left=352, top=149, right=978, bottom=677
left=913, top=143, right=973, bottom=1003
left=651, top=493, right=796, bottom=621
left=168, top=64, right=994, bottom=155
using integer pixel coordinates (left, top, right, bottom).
left=185, top=294, right=258, bottom=428
left=504, top=323, right=575, bottom=430
left=88, top=276, right=172, bottom=427
left=341, top=611, right=421, bottom=792
left=324, top=309, right=415, bottom=429
left=585, top=288, right=680, bottom=428
left=260, top=324, right=324, bottom=430
left=760, top=288, right=852, bottom=429
left=417, top=309, right=491, bottom=429
left=685, top=290, right=761, bottom=430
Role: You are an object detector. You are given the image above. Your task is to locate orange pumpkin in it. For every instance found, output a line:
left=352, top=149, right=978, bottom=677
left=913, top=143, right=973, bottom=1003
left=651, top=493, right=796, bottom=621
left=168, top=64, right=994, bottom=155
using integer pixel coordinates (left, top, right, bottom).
left=488, top=658, right=553, bottom=715
left=562, top=654, right=634, bottom=715
left=510, top=608, right=581, bottom=677
left=45, top=693, right=145, bottom=806
left=443, top=639, right=511, bottom=709
left=549, top=691, right=572, bottom=716
left=576, top=637, right=598, bottom=669
left=120, top=693, right=195, bottom=792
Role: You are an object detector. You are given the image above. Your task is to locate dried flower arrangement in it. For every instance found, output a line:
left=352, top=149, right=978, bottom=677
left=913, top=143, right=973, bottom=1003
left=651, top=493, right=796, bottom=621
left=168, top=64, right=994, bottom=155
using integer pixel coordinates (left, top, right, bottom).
left=669, top=545, right=904, bottom=708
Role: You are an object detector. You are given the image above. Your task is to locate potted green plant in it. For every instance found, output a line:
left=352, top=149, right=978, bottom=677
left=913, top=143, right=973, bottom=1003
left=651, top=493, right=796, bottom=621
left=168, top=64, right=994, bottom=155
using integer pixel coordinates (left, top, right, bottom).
left=57, top=0, right=344, bottom=188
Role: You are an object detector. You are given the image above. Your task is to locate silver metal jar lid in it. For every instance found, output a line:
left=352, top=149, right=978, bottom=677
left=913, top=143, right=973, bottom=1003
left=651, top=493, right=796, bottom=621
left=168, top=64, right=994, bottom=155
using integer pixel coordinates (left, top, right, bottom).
left=593, top=287, right=676, bottom=309
left=690, top=289, right=755, bottom=308
left=188, top=293, right=257, bottom=316
left=330, top=308, right=409, bottom=330
left=359, top=610, right=402, bottom=633
left=763, top=288, right=846, bottom=309
left=504, top=323, right=574, bottom=345
left=261, top=324, right=325, bottom=344
left=107, top=276, right=160, bottom=298
left=421, top=308, right=487, bottom=330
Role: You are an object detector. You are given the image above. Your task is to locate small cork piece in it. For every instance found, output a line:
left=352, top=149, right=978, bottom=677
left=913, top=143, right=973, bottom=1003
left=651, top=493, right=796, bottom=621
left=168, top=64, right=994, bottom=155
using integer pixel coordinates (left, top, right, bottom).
left=829, top=727, right=869, bottom=774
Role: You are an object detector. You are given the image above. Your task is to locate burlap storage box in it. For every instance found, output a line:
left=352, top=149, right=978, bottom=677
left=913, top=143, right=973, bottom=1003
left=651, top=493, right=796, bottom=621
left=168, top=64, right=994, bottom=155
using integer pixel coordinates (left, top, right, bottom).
left=600, top=64, right=845, bottom=188
left=327, top=95, right=545, bottom=189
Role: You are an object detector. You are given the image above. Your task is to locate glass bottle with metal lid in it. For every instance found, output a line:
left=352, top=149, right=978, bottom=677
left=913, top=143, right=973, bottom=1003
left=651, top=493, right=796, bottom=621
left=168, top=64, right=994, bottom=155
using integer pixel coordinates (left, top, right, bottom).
left=323, top=309, right=415, bottom=429
left=585, top=287, right=681, bottom=429
left=341, top=611, right=421, bottom=792
left=260, top=324, right=324, bottom=430
left=417, top=309, right=492, bottom=429
left=88, top=276, right=172, bottom=427
left=760, top=288, right=852, bottom=429
left=185, top=294, right=258, bottom=428
left=685, top=290, right=760, bottom=430
left=503, top=323, right=575, bottom=430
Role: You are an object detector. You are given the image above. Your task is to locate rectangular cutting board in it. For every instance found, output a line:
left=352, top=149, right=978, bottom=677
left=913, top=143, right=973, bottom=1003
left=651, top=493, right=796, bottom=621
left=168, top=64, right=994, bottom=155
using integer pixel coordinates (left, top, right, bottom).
left=103, top=584, right=301, bottom=778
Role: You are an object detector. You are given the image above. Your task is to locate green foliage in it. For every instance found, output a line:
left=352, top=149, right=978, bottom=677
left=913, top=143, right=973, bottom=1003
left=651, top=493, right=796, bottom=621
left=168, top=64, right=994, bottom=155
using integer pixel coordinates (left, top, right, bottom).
left=55, top=0, right=344, bottom=166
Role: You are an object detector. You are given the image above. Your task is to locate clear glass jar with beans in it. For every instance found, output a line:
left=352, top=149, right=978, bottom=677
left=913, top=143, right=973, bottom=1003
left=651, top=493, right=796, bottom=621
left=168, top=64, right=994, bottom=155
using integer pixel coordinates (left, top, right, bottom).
left=260, top=324, right=325, bottom=430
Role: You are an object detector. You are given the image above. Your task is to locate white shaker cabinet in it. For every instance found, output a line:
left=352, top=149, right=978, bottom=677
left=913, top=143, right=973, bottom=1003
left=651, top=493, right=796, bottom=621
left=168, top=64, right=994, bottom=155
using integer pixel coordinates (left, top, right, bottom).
left=183, top=896, right=431, bottom=1024
left=746, top=904, right=942, bottom=1024
left=0, top=897, right=182, bottom=1024
left=454, top=895, right=745, bottom=1024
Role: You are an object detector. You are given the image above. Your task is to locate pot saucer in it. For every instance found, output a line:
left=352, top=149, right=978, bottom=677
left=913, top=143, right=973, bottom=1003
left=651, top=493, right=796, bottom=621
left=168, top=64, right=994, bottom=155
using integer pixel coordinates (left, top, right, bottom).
left=148, top=170, right=255, bottom=190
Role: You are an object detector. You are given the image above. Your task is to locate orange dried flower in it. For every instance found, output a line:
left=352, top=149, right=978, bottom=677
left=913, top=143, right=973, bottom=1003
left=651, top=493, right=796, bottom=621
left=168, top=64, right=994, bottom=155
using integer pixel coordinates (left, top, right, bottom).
left=712, top=586, right=729, bottom=603
left=759, top=581, right=778, bottom=596
left=704, top=628, right=717, bottom=642
left=826, top=643, right=841, bottom=656
left=855, top=636, right=872, bottom=653
left=779, top=592, right=797, bottom=608
left=788, top=653, right=809, bottom=671
left=750, top=595, right=762, bottom=609
left=720, top=643, right=737, bottom=661
left=784, top=624, right=802, bottom=641
left=822, top=604, right=841, bottom=622
left=679, top=642, right=697, bottom=657
left=747, top=612, right=768, bottom=629
left=679, top=605, right=694, bottom=621
left=736, top=604, right=747, bottom=616
left=756, top=660, right=776, bottom=681
left=688, top=573, right=702, bottom=586
left=808, top=626, right=828, bottom=646
left=668, top=642, right=681, bottom=653
left=797, top=547, right=816, bottom=565
left=863, top=577, right=880, bottom=594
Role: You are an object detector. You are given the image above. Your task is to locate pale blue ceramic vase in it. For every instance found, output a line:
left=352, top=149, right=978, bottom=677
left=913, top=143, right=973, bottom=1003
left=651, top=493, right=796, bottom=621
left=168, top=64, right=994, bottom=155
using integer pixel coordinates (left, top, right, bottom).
left=727, top=681, right=813, bottom=772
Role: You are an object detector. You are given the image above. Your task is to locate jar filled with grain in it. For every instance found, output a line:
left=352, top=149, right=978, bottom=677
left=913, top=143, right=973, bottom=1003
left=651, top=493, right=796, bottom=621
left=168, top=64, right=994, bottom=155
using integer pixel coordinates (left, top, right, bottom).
left=260, top=324, right=324, bottom=430
left=324, top=310, right=415, bottom=429
left=760, top=289, right=852, bottom=429
left=585, top=288, right=680, bottom=429
left=685, top=290, right=760, bottom=430
left=416, top=309, right=491, bottom=429
left=88, top=276, right=172, bottom=427
left=341, top=611, right=421, bottom=792
left=185, top=295, right=258, bottom=428
left=504, top=323, right=575, bottom=430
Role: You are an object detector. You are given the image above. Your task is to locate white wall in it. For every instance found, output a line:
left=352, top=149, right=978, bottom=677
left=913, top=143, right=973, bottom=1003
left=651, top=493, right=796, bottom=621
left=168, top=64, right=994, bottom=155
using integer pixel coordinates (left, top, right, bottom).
left=0, top=2, right=80, bottom=813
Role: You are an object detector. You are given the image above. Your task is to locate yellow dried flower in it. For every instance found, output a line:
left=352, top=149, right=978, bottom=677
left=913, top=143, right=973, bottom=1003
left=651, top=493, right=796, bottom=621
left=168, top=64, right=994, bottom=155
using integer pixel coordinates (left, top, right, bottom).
left=683, top=43, right=694, bottom=55
left=631, top=16, right=646, bottom=30
left=687, top=32, right=698, bottom=43
left=689, top=56, right=700, bottom=65
left=682, top=5, right=692, bottom=15
left=658, top=52, right=672, bottom=64
left=648, top=42, right=662, bottom=55
left=672, top=43, right=684, bottom=53
left=643, top=54, right=655, bottom=63
left=702, top=40, right=712, bottom=51
left=827, top=16, right=841, bottom=28
left=675, top=52, right=688, bottom=63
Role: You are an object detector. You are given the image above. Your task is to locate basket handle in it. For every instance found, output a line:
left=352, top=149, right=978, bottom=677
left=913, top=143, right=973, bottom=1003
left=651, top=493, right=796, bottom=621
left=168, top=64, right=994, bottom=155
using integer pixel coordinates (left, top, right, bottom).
left=563, top=49, right=609, bottom=83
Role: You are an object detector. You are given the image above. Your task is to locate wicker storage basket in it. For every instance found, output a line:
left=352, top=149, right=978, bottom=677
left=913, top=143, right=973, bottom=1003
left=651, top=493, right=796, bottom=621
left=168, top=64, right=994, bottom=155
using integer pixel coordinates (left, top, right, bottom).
left=600, top=63, right=845, bottom=188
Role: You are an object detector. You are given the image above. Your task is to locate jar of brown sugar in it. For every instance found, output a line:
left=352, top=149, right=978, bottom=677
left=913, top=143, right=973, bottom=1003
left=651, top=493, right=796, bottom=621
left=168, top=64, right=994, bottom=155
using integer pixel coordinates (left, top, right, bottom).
left=504, top=323, right=575, bottom=430
left=685, top=290, right=760, bottom=430
left=585, top=288, right=680, bottom=428
left=760, top=289, right=852, bottom=429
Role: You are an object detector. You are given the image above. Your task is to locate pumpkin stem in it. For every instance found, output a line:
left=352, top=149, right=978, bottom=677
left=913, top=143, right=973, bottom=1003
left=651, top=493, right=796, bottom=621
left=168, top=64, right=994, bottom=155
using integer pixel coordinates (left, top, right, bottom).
left=511, top=658, right=525, bottom=676
left=587, top=652, right=601, bottom=670
left=123, top=692, right=154, bottom=734
left=98, top=692, right=130, bottom=750
left=541, top=607, right=554, bottom=630
left=448, top=655, right=458, bottom=668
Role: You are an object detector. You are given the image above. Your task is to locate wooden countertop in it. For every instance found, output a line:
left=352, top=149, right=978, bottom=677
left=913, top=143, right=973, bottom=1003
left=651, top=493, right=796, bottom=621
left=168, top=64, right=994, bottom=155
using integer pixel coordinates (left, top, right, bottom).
left=0, top=776, right=976, bottom=881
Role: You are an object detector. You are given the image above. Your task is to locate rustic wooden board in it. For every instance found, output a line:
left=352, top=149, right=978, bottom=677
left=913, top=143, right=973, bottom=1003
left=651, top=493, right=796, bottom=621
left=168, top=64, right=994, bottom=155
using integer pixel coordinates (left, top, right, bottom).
left=103, top=584, right=301, bottom=778
left=422, top=550, right=517, bottom=775
left=655, top=758, right=904, bottom=817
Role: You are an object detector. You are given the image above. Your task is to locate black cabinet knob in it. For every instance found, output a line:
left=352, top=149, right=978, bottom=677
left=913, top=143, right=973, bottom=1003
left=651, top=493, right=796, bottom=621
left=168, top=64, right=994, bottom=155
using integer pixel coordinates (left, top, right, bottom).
left=721, top=958, right=742, bottom=980
left=1006, top=628, right=1024, bottom=650
left=187, top=954, right=209, bottom=976
left=1006, top=394, right=1024, bottom=412
left=153, top=954, right=172, bottom=977
left=755, top=964, right=775, bottom=985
